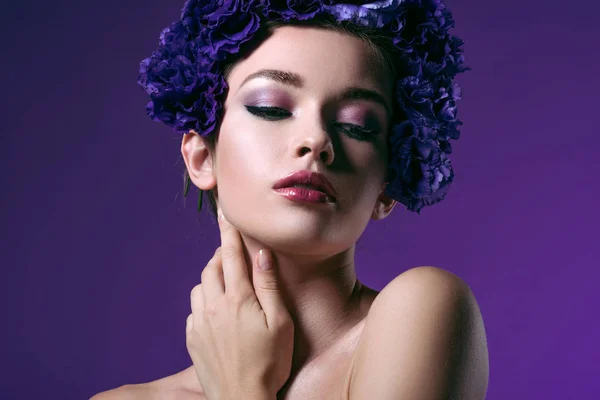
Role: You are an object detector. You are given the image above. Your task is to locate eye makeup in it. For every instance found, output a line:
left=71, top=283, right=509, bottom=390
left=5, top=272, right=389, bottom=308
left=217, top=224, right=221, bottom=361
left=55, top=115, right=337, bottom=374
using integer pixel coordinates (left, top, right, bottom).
left=245, top=105, right=292, bottom=120
left=241, top=86, right=386, bottom=136
left=336, top=107, right=384, bottom=133
left=241, top=88, right=293, bottom=110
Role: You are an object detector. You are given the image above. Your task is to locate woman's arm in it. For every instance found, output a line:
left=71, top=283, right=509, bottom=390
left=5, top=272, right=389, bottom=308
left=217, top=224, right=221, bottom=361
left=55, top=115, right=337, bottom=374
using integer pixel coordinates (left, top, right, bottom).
left=348, top=266, right=489, bottom=400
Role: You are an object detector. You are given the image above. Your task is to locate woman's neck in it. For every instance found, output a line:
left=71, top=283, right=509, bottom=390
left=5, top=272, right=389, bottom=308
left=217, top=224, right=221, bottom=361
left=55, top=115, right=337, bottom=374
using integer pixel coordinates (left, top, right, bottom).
left=238, top=235, right=369, bottom=370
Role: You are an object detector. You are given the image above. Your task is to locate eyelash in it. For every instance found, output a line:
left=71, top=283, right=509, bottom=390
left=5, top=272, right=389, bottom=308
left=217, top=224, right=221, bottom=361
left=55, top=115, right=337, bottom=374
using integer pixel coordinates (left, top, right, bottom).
left=244, top=105, right=379, bottom=141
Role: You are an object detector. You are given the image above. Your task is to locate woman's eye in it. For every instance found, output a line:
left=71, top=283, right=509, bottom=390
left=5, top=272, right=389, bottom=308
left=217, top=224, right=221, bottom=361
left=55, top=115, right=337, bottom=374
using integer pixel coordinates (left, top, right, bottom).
left=333, top=122, right=379, bottom=142
left=245, top=105, right=291, bottom=120
left=245, top=105, right=379, bottom=142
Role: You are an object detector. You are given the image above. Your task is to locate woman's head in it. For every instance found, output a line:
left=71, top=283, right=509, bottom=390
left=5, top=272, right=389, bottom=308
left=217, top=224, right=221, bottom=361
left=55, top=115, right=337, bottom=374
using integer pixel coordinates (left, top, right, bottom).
left=139, top=0, right=468, bottom=222
left=184, top=16, right=400, bottom=219
left=181, top=21, right=397, bottom=255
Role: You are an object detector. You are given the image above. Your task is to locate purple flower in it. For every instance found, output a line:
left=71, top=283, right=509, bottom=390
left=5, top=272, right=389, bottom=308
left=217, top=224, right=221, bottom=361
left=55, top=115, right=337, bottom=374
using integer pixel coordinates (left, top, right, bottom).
left=199, top=0, right=262, bottom=61
left=140, top=43, right=228, bottom=134
left=434, top=81, right=461, bottom=122
left=202, top=0, right=254, bottom=25
left=384, top=121, right=453, bottom=213
left=180, top=0, right=221, bottom=32
left=181, top=0, right=219, bottom=20
left=265, top=0, right=326, bottom=21
left=323, top=0, right=405, bottom=28
left=396, top=76, right=436, bottom=120
left=186, top=73, right=228, bottom=136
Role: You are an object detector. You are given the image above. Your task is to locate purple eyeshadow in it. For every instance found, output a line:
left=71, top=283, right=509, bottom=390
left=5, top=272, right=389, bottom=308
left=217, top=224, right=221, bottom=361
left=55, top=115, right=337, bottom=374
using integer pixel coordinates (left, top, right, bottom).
left=243, top=88, right=292, bottom=108
left=337, top=108, right=383, bottom=130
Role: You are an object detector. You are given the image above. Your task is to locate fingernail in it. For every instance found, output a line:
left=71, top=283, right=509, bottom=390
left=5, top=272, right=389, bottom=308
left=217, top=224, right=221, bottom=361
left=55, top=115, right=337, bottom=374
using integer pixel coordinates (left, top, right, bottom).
left=217, top=208, right=224, bottom=221
left=258, top=249, right=272, bottom=271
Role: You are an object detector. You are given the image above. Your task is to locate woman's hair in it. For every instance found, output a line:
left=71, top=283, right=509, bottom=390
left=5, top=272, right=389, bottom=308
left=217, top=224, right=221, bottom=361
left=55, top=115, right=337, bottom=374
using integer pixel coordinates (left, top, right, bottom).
left=139, top=1, right=469, bottom=218
left=183, top=16, right=401, bottom=220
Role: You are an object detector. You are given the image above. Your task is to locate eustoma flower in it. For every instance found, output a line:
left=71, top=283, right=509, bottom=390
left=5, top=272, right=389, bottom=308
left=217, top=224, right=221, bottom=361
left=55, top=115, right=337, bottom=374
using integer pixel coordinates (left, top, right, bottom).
left=323, top=0, right=405, bottom=28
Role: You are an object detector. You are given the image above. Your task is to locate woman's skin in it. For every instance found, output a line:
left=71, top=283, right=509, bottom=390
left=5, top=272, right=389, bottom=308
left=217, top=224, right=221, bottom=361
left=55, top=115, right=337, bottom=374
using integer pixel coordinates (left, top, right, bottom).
left=91, top=23, right=489, bottom=399
left=182, top=24, right=397, bottom=379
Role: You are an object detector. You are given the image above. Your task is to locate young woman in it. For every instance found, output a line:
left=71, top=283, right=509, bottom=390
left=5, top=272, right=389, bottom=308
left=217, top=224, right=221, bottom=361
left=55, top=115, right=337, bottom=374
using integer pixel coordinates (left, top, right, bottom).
left=93, top=1, right=489, bottom=398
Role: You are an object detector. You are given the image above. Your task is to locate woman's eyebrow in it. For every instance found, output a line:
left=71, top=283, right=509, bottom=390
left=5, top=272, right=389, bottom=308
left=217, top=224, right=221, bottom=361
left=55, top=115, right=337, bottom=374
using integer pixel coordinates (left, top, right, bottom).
left=238, top=69, right=304, bottom=91
left=238, top=68, right=390, bottom=116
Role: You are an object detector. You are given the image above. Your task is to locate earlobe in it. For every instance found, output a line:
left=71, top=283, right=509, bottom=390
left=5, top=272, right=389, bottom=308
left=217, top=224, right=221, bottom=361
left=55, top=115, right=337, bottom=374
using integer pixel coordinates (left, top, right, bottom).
left=181, top=130, right=217, bottom=191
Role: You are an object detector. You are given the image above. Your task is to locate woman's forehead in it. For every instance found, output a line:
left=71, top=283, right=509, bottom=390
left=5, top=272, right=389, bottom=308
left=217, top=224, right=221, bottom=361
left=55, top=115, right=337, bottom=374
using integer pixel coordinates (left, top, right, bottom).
left=227, top=25, right=393, bottom=96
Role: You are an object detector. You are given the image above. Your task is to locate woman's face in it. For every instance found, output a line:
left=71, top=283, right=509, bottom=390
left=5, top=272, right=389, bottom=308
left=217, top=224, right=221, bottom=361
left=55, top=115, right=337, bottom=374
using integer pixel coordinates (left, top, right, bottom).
left=211, top=25, right=395, bottom=255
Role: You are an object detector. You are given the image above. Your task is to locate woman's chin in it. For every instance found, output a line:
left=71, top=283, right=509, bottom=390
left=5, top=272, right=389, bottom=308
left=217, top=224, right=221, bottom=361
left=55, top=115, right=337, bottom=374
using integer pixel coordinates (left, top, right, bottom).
left=228, top=211, right=358, bottom=255
left=241, top=228, right=350, bottom=257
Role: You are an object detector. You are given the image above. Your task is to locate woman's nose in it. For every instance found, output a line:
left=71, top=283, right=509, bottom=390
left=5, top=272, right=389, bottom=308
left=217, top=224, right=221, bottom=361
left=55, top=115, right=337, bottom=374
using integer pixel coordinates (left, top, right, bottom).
left=293, top=114, right=335, bottom=166
left=296, top=138, right=334, bottom=165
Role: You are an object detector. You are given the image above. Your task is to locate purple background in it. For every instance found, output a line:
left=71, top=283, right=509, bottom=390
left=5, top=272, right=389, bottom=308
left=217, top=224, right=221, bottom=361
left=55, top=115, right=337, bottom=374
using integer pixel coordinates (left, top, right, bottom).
left=3, top=0, right=599, bottom=398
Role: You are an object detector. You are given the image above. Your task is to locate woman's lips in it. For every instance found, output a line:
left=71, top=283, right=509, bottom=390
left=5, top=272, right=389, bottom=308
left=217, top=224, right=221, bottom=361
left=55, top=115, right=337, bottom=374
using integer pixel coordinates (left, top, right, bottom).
left=272, top=170, right=337, bottom=200
left=273, top=187, right=336, bottom=204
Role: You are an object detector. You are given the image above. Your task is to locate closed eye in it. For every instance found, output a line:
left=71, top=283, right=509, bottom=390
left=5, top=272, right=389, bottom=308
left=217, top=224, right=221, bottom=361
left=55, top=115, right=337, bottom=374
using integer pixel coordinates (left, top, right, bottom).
left=333, top=122, right=379, bottom=142
left=244, top=105, right=380, bottom=142
left=245, top=105, right=291, bottom=120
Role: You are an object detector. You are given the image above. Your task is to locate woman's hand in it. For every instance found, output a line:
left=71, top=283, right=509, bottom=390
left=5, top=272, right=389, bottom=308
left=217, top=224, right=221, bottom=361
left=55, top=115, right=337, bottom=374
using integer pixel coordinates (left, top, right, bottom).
left=185, top=208, right=295, bottom=400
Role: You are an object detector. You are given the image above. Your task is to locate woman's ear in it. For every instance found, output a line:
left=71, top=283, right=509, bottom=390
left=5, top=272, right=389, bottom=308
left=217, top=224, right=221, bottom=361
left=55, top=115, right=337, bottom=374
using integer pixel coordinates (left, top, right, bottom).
left=181, top=130, right=217, bottom=191
left=371, top=184, right=397, bottom=221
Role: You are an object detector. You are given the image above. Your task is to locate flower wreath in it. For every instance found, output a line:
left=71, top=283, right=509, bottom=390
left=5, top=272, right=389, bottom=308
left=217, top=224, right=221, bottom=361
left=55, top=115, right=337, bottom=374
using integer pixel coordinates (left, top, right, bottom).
left=137, top=0, right=469, bottom=214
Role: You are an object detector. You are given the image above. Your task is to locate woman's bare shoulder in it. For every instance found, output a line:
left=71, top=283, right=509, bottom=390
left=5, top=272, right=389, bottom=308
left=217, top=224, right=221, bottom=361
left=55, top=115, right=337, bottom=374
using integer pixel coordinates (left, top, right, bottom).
left=89, top=372, right=204, bottom=400
left=349, top=266, right=488, bottom=399
left=89, top=384, right=141, bottom=400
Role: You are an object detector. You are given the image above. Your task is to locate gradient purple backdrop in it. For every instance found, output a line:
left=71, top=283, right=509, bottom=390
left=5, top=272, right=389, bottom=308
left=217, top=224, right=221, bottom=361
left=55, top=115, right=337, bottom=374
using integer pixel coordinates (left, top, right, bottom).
left=2, top=0, right=599, bottom=399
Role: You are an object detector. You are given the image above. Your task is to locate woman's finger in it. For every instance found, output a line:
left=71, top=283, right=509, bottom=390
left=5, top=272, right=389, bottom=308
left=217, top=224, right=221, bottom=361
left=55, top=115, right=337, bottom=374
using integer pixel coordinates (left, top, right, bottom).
left=185, top=313, right=194, bottom=336
left=190, top=283, right=204, bottom=318
left=201, top=248, right=225, bottom=304
left=217, top=208, right=254, bottom=298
